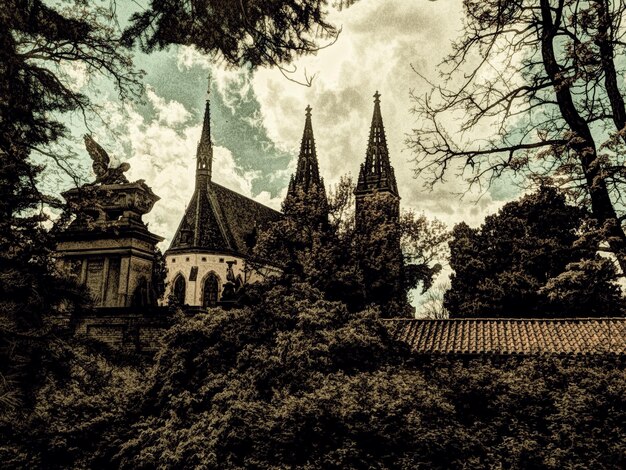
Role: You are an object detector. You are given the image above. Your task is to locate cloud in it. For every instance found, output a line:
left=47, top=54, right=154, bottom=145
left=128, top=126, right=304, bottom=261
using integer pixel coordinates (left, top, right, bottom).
left=60, top=60, right=89, bottom=92
left=94, top=90, right=283, bottom=248
left=176, top=45, right=211, bottom=71
left=145, top=87, right=192, bottom=126
left=247, top=0, right=512, bottom=232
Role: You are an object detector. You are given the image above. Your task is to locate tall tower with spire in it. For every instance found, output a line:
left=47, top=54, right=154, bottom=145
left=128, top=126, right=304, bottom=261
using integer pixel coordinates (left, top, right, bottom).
left=283, top=105, right=328, bottom=225
left=355, top=91, right=400, bottom=226
left=354, top=91, right=405, bottom=316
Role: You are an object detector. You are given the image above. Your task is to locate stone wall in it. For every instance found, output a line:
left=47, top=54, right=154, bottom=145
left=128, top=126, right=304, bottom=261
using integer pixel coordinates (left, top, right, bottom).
left=73, top=307, right=173, bottom=353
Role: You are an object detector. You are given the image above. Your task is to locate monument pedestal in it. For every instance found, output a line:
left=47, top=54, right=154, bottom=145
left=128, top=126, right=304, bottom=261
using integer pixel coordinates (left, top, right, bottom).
left=56, top=182, right=164, bottom=308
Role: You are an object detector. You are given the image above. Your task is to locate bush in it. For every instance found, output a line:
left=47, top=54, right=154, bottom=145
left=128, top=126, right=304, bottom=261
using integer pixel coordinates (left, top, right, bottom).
left=4, top=283, right=625, bottom=468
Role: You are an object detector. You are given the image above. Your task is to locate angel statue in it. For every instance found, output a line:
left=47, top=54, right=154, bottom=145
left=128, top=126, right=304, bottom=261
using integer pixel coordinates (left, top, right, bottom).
left=84, top=134, right=130, bottom=184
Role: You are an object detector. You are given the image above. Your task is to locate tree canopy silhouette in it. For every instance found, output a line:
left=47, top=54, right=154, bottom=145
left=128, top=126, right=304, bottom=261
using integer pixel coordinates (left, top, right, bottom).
left=252, top=176, right=448, bottom=316
left=409, top=0, right=626, bottom=272
left=445, top=186, right=623, bottom=317
left=122, top=0, right=358, bottom=84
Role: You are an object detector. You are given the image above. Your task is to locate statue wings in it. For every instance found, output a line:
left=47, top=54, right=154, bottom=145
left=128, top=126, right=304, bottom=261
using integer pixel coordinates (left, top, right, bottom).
left=84, top=134, right=110, bottom=178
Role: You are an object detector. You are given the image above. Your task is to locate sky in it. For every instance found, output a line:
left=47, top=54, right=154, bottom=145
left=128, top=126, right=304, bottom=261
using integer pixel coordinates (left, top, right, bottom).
left=59, top=0, right=524, bottom=295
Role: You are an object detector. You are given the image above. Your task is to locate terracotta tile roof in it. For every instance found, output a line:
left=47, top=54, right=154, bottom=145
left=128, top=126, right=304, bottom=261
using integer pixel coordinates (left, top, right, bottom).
left=386, top=318, right=626, bottom=355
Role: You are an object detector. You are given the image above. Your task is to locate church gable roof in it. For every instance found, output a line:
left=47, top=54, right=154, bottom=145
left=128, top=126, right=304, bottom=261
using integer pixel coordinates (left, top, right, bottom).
left=168, top=86, right=281, bottom=256
left=387, top=318, right=626, bottom=356
left=168, top=181, right=281, bottom=255
left=168, top=186, right=230, bottom=252
left=209, top=181, right=281, bottom=254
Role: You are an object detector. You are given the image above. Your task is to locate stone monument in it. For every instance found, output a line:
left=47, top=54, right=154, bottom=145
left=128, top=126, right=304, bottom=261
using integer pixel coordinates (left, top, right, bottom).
left=55, top=135, right=164, bottom=308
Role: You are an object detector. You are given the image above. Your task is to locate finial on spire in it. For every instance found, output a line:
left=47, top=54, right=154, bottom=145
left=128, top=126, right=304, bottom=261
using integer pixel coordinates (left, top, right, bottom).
left=374, top=90, right=381, bottom=103
left=305, top=104, right=312, bottom=117
left=206, top=72, right=212, bottom=99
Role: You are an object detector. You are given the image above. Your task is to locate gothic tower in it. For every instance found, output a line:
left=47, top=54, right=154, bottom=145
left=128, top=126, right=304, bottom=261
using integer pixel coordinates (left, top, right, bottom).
left=354, top=91, right=404, bottom=315
left=196, top=97, right=213, bottom=185
left=354, top=91, right=400, bottom=226
left=172, top=98, right=226, bottom=250
left=283, top=105, right=328, bottom=225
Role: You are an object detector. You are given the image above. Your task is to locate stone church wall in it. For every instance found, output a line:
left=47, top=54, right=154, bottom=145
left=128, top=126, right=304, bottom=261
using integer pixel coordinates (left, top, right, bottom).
left=164, top=252, right=278, bottom=306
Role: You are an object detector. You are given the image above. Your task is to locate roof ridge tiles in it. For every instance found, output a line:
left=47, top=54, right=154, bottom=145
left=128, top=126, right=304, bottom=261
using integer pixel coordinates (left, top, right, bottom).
left=381, top=317, right=626, bottom=321
left=385, top=317, right=626, bottom=355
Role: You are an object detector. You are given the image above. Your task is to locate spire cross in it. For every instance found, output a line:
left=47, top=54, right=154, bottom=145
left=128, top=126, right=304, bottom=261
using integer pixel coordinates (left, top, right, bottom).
left=206, top=72, right=212, bottom=99
left=373, top=90, right=381, bottom=103
left=305, top=104, right=312, bottom=117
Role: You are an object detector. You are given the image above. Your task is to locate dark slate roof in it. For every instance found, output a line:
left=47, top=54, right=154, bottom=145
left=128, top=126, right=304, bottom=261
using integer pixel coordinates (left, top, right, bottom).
left=210, top=182, right=282, bottom=253
left=386, top=318, right=626, bottom=355
left=168, top=93, right=281, bottom=256
left=167, top=181, right=281, bottom=255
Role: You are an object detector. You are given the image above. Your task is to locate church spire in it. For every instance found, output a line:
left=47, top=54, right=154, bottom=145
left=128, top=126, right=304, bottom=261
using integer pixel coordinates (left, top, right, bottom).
left=288, top=105, right=322, bottom=195
left=192, top=79, right=216, bottom=247
left=284, top=105, right=328, bottom=225
left=196, top=87, right=213, bottom=186
left=355, top=91, right=399, bottom=197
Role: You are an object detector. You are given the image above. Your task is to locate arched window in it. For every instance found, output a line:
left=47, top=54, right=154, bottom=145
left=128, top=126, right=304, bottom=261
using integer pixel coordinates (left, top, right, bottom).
left=202, top=273, right=220, bottom=307
left=173, top=274, right=186, bottom=305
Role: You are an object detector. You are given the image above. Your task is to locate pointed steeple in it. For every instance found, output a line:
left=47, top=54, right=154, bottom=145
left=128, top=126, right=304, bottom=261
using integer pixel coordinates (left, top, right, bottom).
left=284, top=105, right=328, bottom=225
left=288, top=105, right=323, bottom=195
left=196, top=94, right=213, bottom=187
left=355, top=91, right=399, bottom=197
left=167, top=79, right=282, bottom=261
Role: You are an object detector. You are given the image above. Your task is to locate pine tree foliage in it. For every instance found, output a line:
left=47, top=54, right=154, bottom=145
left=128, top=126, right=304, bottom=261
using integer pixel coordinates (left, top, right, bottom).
left=445, top=186, right=624, bottom=317
left=122, top=0, right=354, bottom=82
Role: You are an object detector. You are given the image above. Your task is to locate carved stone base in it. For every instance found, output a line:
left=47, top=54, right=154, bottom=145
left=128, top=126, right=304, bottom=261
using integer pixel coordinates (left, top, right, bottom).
left=56, top=181, right=164, bottom=308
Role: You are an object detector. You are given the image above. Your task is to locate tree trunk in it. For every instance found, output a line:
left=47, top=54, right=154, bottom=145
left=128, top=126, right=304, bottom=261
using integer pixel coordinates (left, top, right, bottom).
left=595, top=0, right=626, bottom=141
left=540, top=0, right=626, bottom=272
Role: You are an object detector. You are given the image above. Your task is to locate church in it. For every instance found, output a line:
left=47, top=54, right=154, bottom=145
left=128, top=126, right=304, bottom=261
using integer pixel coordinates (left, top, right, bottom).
left=162, top=90, right=400, bottom=307
left=53, top=87, right=626, bottom=356
left=163, top=99, right=281, bottom=308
